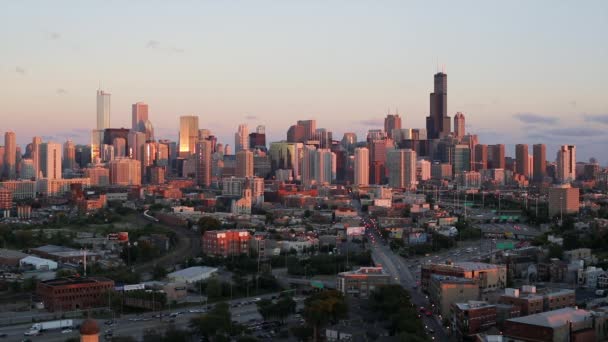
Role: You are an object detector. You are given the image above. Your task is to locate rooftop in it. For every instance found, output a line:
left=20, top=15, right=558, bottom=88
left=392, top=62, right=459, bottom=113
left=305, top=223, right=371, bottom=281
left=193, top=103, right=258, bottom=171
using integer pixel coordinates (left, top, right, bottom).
left=0, top=248, right=28, bottom=259
left=430, top=274, right=477, bottom=284
left=454, top=301, right=495, bottom=311
left=338, top=267, right=389, bottom=277
left=506, top=307, right=591, bottom=328
left=31, top=244, right=99, bottom=257
left=425, top=261, right=505, bottom=271
left=167, top=266, right=218, bottom=279
left=41, top=276, right=113, bottom=287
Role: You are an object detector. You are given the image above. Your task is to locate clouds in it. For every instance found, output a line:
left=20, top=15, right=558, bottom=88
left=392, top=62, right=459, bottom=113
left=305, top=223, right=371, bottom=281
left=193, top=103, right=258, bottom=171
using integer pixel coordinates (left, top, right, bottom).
left=544, top=127, right=604, bottom=137
left=15, top=66, right=26, bottom=75
left=56, top=88, right=68, bottom=95
left=146, top=40, right=184, bottom=53
left=358, top=118, right=383, bottom=126
left=48, top=32, right=61, bottom=40
left=584, top=114, right=608, bottom=125
left=513, top=112, right=559, bottom=125
left=245, top=115, right=258, bottom=120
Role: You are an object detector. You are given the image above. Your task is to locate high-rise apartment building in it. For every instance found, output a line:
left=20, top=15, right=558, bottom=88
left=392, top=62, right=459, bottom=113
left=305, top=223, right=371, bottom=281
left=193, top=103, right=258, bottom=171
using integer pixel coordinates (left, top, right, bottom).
left=179, top=115, right=199, bottom=157
left=315, top=148, right=336, bottom=185
left=236, top=150, right=254, bottom=178
left=195, top=140, right=212, bottom=187
left=454, top=112, right=465, bottom=138
left=354, top=147, right=369, bottom=186
left=235, top=124, right=249, bottom=153
left=426, top=72, right=451, bottom=139
left=387, top=149, right=417, bottom=190
left=62, top=140, right=76, bottom=171
left=556, top=145, right=576, bottom=183
left=301, top=145, right=316, bottom=188
left=533, top=144, right=546, bottom=183
left=384, top=114, right=402, bottom=139
left=40, top=142, right=62, bottom=180
left=515, top=144, right=529, bottom=177
left=109, top=158, right=141, bottom=185
left=3, top=131, right=16, bottom=179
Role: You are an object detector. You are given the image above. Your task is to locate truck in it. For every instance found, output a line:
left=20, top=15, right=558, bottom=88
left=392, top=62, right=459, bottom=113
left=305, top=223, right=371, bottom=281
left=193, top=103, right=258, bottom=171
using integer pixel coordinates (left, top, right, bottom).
left=24, top=319, right=73, bottom=336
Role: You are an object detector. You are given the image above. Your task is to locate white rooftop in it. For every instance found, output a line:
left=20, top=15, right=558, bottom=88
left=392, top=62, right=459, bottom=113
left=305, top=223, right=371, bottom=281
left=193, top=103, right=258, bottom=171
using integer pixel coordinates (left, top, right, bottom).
left=167, top=266, right=217, bottom=279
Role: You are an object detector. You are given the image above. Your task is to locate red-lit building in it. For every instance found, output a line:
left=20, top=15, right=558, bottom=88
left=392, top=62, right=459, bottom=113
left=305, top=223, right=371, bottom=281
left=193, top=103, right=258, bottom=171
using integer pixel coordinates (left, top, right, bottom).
left=202, top=230, right=251, bottom=257
left=451, top=301, right=497, bottom=338
left=37, top=276, right=114, bottom=312
left=0, top=188, right=12, bottom=217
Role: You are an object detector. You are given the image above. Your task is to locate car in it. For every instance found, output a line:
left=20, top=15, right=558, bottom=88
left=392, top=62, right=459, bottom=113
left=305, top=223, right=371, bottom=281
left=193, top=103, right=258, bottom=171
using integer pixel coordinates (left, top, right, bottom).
left=61, top=329, right=73, bottom=334
left=425, top=310, right=433, bottom=316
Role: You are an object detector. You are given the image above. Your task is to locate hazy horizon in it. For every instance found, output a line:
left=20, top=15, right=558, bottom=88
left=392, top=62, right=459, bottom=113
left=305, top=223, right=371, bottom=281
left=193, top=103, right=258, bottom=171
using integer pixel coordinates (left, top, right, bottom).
left=1, top=1, right=607, bottom=163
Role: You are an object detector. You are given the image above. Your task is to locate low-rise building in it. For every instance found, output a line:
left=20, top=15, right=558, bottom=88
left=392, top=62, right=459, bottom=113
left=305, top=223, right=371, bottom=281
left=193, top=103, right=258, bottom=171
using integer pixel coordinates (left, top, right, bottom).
left=421, top=261, right=507, bottom=293
left=0, top=248, right=29, bottom=267
left=37, top=276, right=114, bottom=312
left=202, top=230, right=251, bottom=257
left=19, top=256, right=58, bottom=270
left=336, top=267, right=391, bottom=298
left=451, top=301, right=497, bottom=338
left=428, top=274, right=480, bottom=319
left=30, top=245, right=100, bottom=264
left=166, top=266, right=218, bottom=284
left=499, top=287, right=544, bottom=316
left=503, top=307, right=595, bottom=342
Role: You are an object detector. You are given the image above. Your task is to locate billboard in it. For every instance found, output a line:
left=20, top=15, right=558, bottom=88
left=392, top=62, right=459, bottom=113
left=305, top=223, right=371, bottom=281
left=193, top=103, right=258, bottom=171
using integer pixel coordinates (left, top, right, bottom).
left=408, top=232, right=428, bottom=245
left=108, top=232, right=129, bottom=242
left=497, top=242, right=515, bottom=250
left=346, top=227, right=365, bottom=236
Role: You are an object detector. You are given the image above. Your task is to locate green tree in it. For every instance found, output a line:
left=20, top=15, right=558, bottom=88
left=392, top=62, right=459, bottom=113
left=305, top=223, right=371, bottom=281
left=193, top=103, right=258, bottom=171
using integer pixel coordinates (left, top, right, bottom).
left=152, top=264, right=167, bottom=280
left=303, top=290, right=348, bottom=340
left=197, top=216, right=222, bottom=233
left=547, top=244, right=564, bottom=259
left=206, top=278, right=223, bottom=300
left=189, top=302, right=232, bottom=338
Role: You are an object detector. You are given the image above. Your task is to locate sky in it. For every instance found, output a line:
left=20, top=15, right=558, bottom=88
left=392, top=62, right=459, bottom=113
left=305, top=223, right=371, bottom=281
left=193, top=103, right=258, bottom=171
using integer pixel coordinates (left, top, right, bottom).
left=1, top=1, right=607, bottom=163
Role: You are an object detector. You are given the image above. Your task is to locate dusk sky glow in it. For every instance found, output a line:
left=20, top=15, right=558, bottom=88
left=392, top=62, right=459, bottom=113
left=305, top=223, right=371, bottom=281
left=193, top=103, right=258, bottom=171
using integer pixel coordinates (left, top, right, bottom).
left=1, top=1, right=607, bottom=163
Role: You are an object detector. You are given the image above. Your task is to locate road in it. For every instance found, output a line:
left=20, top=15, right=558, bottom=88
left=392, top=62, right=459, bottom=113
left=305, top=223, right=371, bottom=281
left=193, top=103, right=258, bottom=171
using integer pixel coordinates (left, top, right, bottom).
left=0, top=292, right=299, bottom=342
left=364, top=217, right=449, bottom=342
left=133, top=213, right=201, bottom=277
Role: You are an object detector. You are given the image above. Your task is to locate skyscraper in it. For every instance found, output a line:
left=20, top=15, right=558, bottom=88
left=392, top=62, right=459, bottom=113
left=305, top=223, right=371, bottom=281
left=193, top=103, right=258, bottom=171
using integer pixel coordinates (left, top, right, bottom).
left=32, top=136, right=42, bottom=178
left=301, top=145, right=316, bottom=188
left=131, top=102, right=149, bottom=131
left=384, top=114, right=402, bottom=139
left=452, top=145, right=471, bottom=175
left=533, top=144, right=547, bottom=183
left=109, top=158, right=141, bottom=185
left=369, top=139, right=387, bottom=185
left=297, top=120, right=316, bottom=141
left=474, top=144, right=488, bottom=171
left=341, top=133, right=357, bottom=153
left=315, top=148, right=335, bottom=185
left=556, top=145, right=576, bottom=183
left=387, top=149, right=417, bottom=190
left=515, top=144, right=529, bottom=177
left=96, top=90, right=111, bottom=130
left=354, top=147, right=369, bottom=186
left=179, top=115, right=199, bottom=157
left=235, top=124, right=249, bottom=152
left=236, top=150, right=254, bottom=178
left=287, top=124, right=306, bottom=143
left=489, top=144, right=505, bottom=169
left=63, top=139, right=76, bottom=171
left=3, top=131, right=16, bottom=179
left=40, top=142, right=62, bottom=180
left=454, top=112, right=465, bottom=138
left=196, top=140, right=212, bottom=187
left=426, top=72, right=451, bottom=139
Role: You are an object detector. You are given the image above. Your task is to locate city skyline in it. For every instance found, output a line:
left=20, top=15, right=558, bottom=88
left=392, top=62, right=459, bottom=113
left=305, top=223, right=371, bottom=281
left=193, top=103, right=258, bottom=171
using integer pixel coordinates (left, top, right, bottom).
left=1, top=1, right=607, bottom=163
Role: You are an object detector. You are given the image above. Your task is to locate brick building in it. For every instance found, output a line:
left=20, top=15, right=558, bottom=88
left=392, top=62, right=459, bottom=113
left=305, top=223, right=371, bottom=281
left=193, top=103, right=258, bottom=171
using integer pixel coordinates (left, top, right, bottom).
left=451, top=301, right=497, bottom=338
left=37, top=276, right=114, bottom=312
left=421, top=261, right=507, bottom=293
left=202, top=230, right=251, bottom=257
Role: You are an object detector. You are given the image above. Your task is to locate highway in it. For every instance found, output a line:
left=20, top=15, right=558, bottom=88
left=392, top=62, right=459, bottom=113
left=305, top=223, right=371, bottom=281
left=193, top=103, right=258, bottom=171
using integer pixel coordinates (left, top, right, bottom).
left=0, top=292, right=297, bottom=342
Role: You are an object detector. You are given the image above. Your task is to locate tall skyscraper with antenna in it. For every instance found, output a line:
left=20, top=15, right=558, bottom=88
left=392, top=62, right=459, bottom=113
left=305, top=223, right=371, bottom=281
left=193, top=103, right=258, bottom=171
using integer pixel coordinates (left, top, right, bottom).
left=426, top=72, right=451, bottom=139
